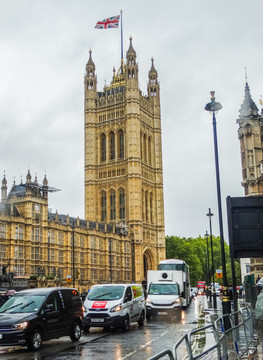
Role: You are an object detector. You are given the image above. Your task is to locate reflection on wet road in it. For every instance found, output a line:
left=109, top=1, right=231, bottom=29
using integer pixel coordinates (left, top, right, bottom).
left=0, top=296, right=214, bottom=360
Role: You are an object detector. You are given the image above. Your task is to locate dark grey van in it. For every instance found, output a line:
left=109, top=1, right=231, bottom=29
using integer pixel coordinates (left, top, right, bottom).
left=0, top=287, right=83, bottom=350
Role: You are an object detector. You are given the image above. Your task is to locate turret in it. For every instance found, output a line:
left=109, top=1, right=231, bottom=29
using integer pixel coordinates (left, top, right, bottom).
left=84, top=49, right=97, bottom=101
left=237, top=81, right=263, bottom=195
left=147, top=57, right=159, bottom=98
left=125, top=36, right=138, bottom=88
left=1, top=174, right=7, bottom=202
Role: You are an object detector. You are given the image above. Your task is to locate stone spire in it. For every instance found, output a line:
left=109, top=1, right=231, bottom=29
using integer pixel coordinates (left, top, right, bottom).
left=239, top=82, right=259, bottom=119
left=126, top=36, right=136, bottom=60
left=85, top=49, right=97, bottom=92
left=26, top=169, right=32, bottom=183
left=1, top=174, right=7, bottom=201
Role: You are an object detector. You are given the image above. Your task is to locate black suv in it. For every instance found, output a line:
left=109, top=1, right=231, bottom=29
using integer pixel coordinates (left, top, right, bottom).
left=0, top=287, right=83, bottom=350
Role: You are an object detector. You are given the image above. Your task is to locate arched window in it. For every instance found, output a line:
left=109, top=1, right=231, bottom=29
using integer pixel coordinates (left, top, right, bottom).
left=150, top=192, right=153, bottom=223
left=109, top=131, right=115, bottom=160
left=148, top=136, right=151, bottom=165
left=110, top=190, right=116, bottom=221
left=140, top=132, right=143, bottom=160
left=118, top=130, right=124, bottom=159
left=145, top=190, right=148, bottom=222
left=101, top=133, right=106, bottom=162
left=101, top=191, right=107, bottom=221
left=119, top=188, right=125, bottom=220
left=143, top=134, right=147, bottom=163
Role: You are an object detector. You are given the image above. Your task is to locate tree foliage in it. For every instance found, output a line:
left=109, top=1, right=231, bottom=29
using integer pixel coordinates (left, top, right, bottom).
left=165, top=235, right=241, bottom=286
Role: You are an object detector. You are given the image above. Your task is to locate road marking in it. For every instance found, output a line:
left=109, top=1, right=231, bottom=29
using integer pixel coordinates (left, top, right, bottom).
left=121, top=331, right=170, bottom=359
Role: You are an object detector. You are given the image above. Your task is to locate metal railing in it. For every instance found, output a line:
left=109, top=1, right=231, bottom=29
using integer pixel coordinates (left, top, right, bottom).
left=148, top=305, right=257, bottom=360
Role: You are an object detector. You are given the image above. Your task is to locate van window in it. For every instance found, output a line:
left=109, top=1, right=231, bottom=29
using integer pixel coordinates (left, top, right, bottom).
left=124, top=286, right=132, bottom=300
left=88, top=286, right=124, bottom=301
left=44, top=293, right=60, bottom=311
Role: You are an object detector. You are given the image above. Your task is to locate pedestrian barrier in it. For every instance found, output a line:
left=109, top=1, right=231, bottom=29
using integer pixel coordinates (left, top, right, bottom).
left=147, top=304, right=257, bottom=360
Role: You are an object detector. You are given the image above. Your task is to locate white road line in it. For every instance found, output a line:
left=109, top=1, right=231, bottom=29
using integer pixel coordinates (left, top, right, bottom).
left=121, top=330, right=170, bottom=360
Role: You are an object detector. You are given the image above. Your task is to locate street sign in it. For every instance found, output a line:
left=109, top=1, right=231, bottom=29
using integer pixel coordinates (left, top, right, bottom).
left=216, top=270, right=222, bottom=279
left=66, top=275, right=72, bottom=283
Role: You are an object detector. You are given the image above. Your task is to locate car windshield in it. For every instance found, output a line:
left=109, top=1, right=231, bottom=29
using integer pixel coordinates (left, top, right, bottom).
left=148, top=284, right=179, bottom=295
left=0, top=295, right=45, bottom=313
left=88, top=286, right=124, bottom=301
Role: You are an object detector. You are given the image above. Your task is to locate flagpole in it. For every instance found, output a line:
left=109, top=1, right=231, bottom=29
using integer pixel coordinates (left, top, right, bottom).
left=120, top=10, right=123, bottom=74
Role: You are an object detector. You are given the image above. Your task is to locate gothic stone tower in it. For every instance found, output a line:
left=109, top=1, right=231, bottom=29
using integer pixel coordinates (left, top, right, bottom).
left=237, top=82, right=263, bottom=277
left=84, top=38, right=166, bottom=282
left=237, top=82, right=263, bottom=195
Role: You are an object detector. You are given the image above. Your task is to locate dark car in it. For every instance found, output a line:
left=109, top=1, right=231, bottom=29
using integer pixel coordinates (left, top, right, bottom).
left=0, top=287, right=83, bottom=350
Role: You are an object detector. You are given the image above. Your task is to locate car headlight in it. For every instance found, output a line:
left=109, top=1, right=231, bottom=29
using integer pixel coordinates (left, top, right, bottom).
left=110, top=304, right=122, bottom=313
left=146, top=298, right=151, bottom=304
left=11, top=322, right=28, bottom=330
left=175, top=298, right=181, bottom=303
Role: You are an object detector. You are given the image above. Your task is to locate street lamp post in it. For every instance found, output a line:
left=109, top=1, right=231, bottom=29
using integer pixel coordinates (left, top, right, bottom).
left=72, top=222, right=75, bottom=288
left=204, top=230, right=211, bottom=303
left=207, top=209, right=217, bottom=309
left=205, top=92, right=231, bottom=318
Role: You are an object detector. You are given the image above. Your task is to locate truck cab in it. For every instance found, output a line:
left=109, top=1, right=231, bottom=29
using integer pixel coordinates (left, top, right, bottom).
left=146, top=281, right=182, bottom=319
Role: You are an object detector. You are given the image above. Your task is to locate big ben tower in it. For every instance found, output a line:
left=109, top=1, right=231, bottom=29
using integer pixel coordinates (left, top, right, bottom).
left=84, top=38, right=166, bottom=282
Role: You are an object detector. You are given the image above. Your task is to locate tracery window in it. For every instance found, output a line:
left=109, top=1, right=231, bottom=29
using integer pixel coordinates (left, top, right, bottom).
left=119, top=188, right=125, bottom=220
left=101, top=191, right=107, bottom=221
left=109, top=131, right=115, bottom=160
left=101, top=133, right=106, bottom=162
left=148, top=136, right=152, bottom=165
left=110, top=190, right=116, bottom=220
left=118, top=130, right=124, bottom=159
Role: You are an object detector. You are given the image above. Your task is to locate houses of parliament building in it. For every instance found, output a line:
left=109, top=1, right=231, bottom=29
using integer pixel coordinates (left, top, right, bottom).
left=0, top=37, right=166, bottom=291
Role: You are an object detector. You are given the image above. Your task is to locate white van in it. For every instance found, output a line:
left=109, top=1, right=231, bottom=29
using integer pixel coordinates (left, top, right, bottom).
left=82, top=284, right=145, bottom=331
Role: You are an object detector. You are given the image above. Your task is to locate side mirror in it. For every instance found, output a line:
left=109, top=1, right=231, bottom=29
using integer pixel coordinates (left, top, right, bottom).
left=45, top=303, right=55, bottom=312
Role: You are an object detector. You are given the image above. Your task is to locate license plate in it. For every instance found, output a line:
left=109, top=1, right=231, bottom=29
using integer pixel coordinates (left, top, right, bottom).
left=0, top=334, right=2, bottom=339
left=157, top=312, right=167, bottom=315
left=91, top=318, right=104, bottom=322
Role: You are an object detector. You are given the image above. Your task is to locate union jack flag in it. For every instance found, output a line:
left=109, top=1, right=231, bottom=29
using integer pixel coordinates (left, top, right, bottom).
left=95, top=15, right=120, bottom=29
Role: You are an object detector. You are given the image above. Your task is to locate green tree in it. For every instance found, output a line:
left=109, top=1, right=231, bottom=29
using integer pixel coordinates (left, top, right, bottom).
left=165, top=235, right=241, bottom=287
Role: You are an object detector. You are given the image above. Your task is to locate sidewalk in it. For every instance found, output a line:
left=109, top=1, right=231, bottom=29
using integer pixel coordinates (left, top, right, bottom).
left=204, top=296, right=262, bottom=360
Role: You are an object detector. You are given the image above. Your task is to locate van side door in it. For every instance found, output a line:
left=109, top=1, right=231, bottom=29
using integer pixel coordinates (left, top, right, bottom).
left=42, top=292, right=64, bottom=339
left=123, top=286, right=135, bottom=321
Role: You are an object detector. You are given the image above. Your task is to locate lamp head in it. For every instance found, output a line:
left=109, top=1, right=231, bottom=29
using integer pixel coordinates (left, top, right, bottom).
left=205, top=91, right=222, bottom=113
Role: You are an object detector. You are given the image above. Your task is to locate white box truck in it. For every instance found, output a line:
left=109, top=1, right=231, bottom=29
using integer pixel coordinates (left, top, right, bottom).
left=146, top=260, right=191, bottom=319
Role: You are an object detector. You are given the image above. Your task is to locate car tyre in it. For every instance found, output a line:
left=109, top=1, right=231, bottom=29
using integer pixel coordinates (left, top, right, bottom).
left=70, top=322, right=82, bottom=341
left=146, top=313, right=152, bottom=321
left=27, top=329, right=43, bottom=351
left=83, top=326, right=90, bottom=333
left=121, top=315, right=129, bottom=332
left=138, top=311, right=145, bottom=326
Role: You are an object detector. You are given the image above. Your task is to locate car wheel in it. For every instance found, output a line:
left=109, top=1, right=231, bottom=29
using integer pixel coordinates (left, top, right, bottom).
left=27, top=329, right=43, bottom=351
left=138, top=311, right=145, bottom=326
left=146, top=313, right=152, bottom=321
left=70, top=322, right=82, bottom=341
left=83, top=326, right=90, bottom=333
left=121, top=315, right=129, bottom=332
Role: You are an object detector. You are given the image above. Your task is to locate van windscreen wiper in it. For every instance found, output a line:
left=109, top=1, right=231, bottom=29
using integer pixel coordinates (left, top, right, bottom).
left=90, top=292, right=112, bottom=300
left=0, top=303, right=23, bottom=313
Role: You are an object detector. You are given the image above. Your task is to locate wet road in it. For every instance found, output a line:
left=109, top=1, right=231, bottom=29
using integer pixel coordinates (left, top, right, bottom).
left=0, top=296, right=211, bottom=360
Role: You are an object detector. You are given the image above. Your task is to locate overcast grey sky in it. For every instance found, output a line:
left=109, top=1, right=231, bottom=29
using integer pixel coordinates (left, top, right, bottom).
left=1, top=0, right=262, bottom=239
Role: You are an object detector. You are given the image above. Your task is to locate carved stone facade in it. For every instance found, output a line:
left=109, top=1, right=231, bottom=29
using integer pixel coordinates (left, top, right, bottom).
left=0, top=39, right=166, bottom=291
left=84, top=38, right=166, bottom=282
left=237, top=82, right=263, bottom=278
left=0, top=171, right=132, bottom=292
